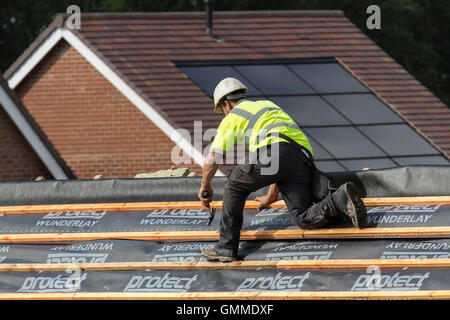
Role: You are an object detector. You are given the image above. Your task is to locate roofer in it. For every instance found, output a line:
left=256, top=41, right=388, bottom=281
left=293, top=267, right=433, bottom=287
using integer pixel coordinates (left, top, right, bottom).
left=198, top=77, right=367, bottom=262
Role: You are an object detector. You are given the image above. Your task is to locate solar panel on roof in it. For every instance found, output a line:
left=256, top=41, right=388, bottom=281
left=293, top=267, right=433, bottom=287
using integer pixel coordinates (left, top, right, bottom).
left=314, top=160, right=346, bottom=172
left=393, top=156, right=450, bottom=166
left=358, top=124, right=440, bottom=156
left=234, top=64, right=314, bottom=95
left=178, top=65, right=262, bottom=96
left=288, top=63, right=369, bottom=94
left=322, top=94, right=404, bottom=125
left=306, top=136, right=334, bottom=160
left=178, top=60, right=448, bottom=171
left=339, top=158, right=397, bottom=171
left=271, top=96, right=350, bottom=127
left=304, top=126, right=386, bottom=159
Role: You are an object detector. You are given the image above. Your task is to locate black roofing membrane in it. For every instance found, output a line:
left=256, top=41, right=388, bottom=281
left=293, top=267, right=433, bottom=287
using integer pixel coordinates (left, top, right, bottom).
left=1, top=239, right=449, bottom=264
left=0, top=268, right=448, bottom=293
left=1, top=237, right=449, bottom=294
left=0, top=204, right=448, bottom=234
left=0, top=166, right=448, bottom=206
left=0, top=166, right=448, bottom=296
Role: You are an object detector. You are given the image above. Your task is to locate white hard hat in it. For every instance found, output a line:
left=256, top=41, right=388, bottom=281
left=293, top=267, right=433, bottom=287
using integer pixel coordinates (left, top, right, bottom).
left=213, top=77, right=248, bottom=114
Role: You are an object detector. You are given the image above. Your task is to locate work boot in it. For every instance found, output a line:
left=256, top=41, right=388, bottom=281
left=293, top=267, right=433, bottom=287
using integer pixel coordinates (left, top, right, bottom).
left=331, top=182, right=367, bottom=228
left=201, top=244, right=237, bottom=262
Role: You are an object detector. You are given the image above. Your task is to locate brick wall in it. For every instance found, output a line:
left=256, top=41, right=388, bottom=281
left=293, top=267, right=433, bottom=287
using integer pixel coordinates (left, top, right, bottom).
left=15, top=40, right=202, bottom=179
left=0, top=104, right=51, bottom=180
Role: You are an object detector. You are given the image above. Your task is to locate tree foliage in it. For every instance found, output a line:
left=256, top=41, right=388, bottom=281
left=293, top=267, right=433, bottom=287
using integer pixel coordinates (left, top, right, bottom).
left=1, top=0, right=448, bottom=106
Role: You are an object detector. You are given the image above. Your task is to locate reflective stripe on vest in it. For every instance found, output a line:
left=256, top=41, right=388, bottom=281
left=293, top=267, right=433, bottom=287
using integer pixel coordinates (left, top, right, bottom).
left=230, top=104, right=303, bottom=147
left=212, top=100, right=314, bottom=158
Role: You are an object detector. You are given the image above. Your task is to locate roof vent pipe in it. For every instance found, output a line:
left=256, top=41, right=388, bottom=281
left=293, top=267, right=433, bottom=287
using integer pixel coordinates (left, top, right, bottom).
left=204, top=0, right=221, bottom=42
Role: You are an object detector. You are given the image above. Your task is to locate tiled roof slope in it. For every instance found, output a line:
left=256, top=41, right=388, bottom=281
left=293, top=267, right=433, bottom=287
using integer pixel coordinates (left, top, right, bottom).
left=7, top=11, right=450, bottom=158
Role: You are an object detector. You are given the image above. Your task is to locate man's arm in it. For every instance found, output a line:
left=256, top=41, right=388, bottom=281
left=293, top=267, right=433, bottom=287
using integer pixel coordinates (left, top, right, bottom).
left=254, top=183, right=279, bottom=211
left=198, top=152, right=219, bottom=207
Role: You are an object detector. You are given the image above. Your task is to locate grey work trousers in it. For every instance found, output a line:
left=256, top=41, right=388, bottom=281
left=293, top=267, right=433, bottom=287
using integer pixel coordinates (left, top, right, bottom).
left=218, top=142, right=339, bottom=252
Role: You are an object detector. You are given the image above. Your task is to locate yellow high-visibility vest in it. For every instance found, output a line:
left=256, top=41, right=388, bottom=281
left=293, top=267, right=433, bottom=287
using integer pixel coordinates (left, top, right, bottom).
left=210, top=99, right=314, bottom=158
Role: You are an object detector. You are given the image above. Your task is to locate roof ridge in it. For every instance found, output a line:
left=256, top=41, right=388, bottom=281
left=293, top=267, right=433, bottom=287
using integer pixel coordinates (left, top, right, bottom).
left=76, top=10, right=345, bottom=19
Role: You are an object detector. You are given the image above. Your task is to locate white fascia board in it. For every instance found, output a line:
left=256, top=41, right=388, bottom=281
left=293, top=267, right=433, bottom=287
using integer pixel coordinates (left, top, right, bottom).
left=7, top=27, right=224, bottom=176
left=0, top=85, right=68, bottom=179
left=8, top=28, right=64, bottom=90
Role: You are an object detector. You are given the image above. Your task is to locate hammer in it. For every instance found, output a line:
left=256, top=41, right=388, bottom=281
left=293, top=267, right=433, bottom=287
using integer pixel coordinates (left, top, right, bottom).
left=202, top=190, right=216, bottom=226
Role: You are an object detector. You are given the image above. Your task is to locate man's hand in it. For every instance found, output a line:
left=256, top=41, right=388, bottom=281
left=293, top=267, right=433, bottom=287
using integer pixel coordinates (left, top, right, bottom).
left=254, top=194, right=272, bottom=211
left=198, top=185, right=213, bottom=208
left=199, top=152, right=219, bottom=208
left=254, top=183, right=279, bottom=211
